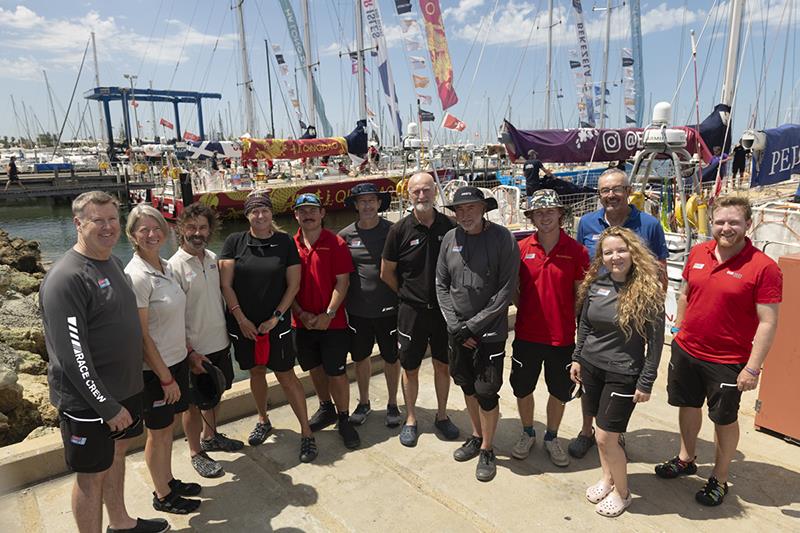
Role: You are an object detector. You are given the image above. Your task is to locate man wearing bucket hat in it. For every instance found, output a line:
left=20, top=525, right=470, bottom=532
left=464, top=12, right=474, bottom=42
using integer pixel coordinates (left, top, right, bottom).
left=510, top=189, right=590, bottom=467
left=436, top=186, right=520, bottom=481
left=290, top=193, right=361, bottom=449
left=339, top=183, right=403, bottom=427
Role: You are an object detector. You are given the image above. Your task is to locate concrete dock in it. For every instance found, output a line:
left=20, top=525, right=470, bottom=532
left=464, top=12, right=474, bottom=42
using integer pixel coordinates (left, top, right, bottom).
left=1, top=339, right=799, bottom=532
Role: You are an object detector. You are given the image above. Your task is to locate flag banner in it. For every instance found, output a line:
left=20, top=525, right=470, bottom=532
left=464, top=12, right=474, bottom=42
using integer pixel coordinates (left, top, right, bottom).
left=279, top=0, right=334, bottom=136
left=501, top=120, right=712, bottom=164
left=396, top=0, right=413, bottom=14
left=242, top=137, right=348, bottom=161
left=363, top=0, right=404, bottom=140
left=419, top=0, right=459, bottom=110
left=400, top=17, right=420, bottom=32
left=571, top=0, right=595, bottom=127
left=569, top=50, right=593, bottom=127
left=419, top=108, right=435, bottom=122
left=273, top=43, right=303, bottom=121
left=404, top=37, right=423, bottom=50
left=185, top=140, right=241, bottom=160
left=350, top=52, right=371, bottom=75
left=183, top=131, right=201, bottom=142
left=621, top=48, right=636, bottom=126
left=410, top=55, right=427, bottom=69
left=159, top=118, right=174, bottom=130
left=417, top=94, right=432, bottom=104
left=413, top=74, right=430, bottom=88
left=750, top=125, right=800, bottom=187
left=442, top=112, right=466, bottom=131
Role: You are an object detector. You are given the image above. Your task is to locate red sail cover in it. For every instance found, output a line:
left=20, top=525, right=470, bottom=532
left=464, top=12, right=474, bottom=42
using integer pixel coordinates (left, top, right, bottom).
left=419, top=0, right=458, bottom=110
left=241, top=137, right=348, bottom=161
left=503, top=120, right=712, bottom=164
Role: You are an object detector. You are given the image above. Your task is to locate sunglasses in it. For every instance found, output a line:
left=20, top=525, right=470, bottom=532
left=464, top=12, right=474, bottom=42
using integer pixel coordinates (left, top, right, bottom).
left=109, top=416, right=142, bottom=440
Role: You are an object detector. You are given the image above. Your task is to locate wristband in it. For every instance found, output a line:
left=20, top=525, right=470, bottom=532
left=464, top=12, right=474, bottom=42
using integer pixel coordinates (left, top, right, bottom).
left=160, top=377, right=175, bottom=387
left=230, top=304, right=241, bottom=314
left=744, top=366, right=761, bottom=377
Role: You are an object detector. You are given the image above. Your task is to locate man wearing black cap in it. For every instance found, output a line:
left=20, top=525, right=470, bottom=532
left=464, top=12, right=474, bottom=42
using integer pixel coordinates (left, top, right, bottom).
left=339, top=183, right=403, bottom=427
left=381, top=172, right=460, bottom=447
left=436, top=186, right=520, bottom=482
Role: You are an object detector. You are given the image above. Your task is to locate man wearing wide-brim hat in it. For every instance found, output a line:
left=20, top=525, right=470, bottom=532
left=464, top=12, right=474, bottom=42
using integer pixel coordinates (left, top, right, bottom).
left=338, top=183, right=402, bottom=428
left=511, top=189, right=590, bottom=467
left=435, top=186, right=520, bottom=482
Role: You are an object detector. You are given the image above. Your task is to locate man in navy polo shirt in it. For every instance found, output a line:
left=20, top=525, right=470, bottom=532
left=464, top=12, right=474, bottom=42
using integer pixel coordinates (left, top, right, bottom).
left=570, top=167, right=668, bottom=459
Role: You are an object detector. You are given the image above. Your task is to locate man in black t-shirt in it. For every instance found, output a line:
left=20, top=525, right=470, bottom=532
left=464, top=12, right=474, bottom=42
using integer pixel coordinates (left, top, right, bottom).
left=523, top=150, right=552, bottom=202
left=731, top=143, right=749, bottom=185
left=339, top=183, right=402, bottom=428
left=4, top=156, right=26, bottom=191
left=381, top=173, right=460, bottom=447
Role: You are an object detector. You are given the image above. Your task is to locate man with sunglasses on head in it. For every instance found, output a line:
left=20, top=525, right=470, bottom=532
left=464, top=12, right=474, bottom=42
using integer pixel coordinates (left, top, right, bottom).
left=570, top=168, right=668, bottom=459
left=41, top=191, right=168, bottom=533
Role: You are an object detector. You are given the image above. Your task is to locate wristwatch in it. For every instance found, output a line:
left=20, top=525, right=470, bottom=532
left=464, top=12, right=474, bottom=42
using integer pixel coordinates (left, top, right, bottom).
left=272, top=309, right=284, bottom=321
left=325, top=308, right=336, bottom=318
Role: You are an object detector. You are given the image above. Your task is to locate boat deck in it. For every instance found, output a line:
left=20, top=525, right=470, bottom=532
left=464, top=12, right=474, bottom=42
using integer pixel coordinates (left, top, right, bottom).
left=1, top=337, right=798, bottom=532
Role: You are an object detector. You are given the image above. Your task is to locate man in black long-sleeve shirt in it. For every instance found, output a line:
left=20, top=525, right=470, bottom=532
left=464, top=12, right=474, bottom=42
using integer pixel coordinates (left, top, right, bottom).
left=41, top=191, right=167, bottom=533
left=436, top=186, right=520, bottom=482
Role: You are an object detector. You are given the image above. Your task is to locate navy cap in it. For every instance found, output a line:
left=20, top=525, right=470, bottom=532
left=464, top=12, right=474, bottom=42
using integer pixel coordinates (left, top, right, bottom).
left=345, top=182, right=392, bottom=212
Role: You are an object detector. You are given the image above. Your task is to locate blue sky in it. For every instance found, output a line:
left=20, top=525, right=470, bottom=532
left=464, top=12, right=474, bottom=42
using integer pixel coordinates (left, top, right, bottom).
left=0, top=0, right=797, bottom=146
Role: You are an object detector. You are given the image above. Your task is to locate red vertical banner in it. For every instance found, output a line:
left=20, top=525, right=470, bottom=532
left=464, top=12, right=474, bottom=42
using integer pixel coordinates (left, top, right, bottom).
left=418, top=0, right=458, bottom=110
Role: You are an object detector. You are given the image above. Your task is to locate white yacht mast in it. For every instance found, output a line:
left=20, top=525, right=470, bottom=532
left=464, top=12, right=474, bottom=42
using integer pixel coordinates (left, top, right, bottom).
left=301, top=0, right=315, bottom=128
left=354, top=0, right=368, bottom=125
left=599, top=0, right=612, bottom=129
left=90, top=32, right=105, bottom=142
left=720, top=0, right=745, bottom=107
left=42, top=70, right=59, bottom=135
left=545, top=0, right=554, bottom=129
left=235, top=0, right=256, bottom=135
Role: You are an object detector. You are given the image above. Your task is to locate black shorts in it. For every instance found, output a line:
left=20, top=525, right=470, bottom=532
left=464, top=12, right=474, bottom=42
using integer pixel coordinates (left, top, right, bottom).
left=667, top=340, right=744, bottom=425
left=579, top=359, right=639, bottom=434
left=348, top=314, right=398, bottom=363
left=510, top=340, right=574, bottom=402
left=294, top=328, right=351, bottom=377
left=142, top=358, right=191, bottom=430
left=448, top=338, right=505, bottom=410
left=396, top=302, right=449, bottom=371
left=59, top=393, right=143, bottom=473
left=230, top=319, right=297, bottom=373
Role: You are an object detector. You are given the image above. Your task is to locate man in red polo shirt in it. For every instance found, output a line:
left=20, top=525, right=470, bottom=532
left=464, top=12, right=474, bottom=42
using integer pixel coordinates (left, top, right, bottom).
left=511, top=189, right=590, bottom=467
left=290, top=193, right=361, bottom=449
left=656, top=195, right=782, bottom=507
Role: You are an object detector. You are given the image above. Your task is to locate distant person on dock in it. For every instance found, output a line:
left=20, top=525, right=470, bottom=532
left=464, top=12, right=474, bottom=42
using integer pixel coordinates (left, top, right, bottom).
left=523, top=150, right=552, bottom=204
left=4, top=156, right=26, bottom=191
left=511, top=190, right=590, bottom=467
left=436, top=186, right=519, bottom=482
left=730, top=142, right=749, bottom=186
left=218, top=191, right=318, bottom=463
left=571, top=168, right=668, bottom=460
left=290, top=193, right=361, bottom=450
left=570, top=226, right=665, bottom=517
left=125, top=204, right=201, bottom=515
left=381, top=172, right=460, bottom=448
left=339, top=183, right=402, bottom=428
left=169, top=203, right=244, bottom=480
left=656, top=196, right=782, bottom=507
left=41, top=191, right=169, bottom=533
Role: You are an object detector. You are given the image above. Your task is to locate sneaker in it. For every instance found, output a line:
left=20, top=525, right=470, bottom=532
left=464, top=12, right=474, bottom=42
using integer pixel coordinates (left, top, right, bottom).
left=399, top=424, right=419, bottom=447
left=338, top=417, right=361, bottom=449
left=190, top=452, right=223, bottom=478
left=434, top=416, right=460, bottom=440
left=299, top=436, right=318, bottom=463
left=544, top=438, right=570, bottom=467
left=567, top=430, right=596, bottom=459
left=167, top=478, right=201, bottom=497
left=106, top=518, right=170, bottom=533
left=152, top=491, right=200, bottom=515
left=655, top=455, right=697, bottom=479
left=511, top=431, right=536, bottom=460
left=349, top=402, right=372, bottom=425
left=453, top=436, right=483, bottom=462
left=475, top=449, right=497, bottom=482
left=200, top=433, right=244, bottom=453
left=248, top=420, right=273, bottom=446
left=385, top=404, right=403, bottom=428
left=695, top=476, right=729, bottom=506
left=308, top=402, right=337, bottom=432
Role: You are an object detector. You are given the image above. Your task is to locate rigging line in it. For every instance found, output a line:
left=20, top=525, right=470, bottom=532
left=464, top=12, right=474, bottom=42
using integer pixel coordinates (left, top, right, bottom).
left=53, top=38, right=90, bottom=156
left=459, top=0, right=501, bottom=119
left=149, top=0, right=175, bottom=84
left=453, top=0, right=494, bottom=88
left=135, top=0, right=164, bottom=78
left=670, top=0, right=720, bottom=107
left=772, top=1, right=792, bottom=127
left=791, top=0, right=798, bottom=122
left=506, top=1, right=540, bottom=117
left=167, top=0, right=201, bottom=90
left=199, top=8, right=231, bottom=92
left=187, top=0, right=219, bottom=90
left=696, top=2, right=723, bottom=104
left=674, top=0, right=688, bottom=117
left=747, top=0, right=790, bottom=129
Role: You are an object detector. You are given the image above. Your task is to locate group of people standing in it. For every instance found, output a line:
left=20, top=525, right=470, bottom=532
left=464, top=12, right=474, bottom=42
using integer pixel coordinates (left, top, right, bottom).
left=42, top=165, right=781, bottom=532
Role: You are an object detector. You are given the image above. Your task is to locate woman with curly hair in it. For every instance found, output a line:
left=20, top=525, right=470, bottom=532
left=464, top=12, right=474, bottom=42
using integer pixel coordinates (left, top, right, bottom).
left=569, top=226, right=665, bottom=517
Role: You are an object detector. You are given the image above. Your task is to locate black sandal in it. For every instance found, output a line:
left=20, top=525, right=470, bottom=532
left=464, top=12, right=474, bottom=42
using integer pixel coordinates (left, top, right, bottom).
left=168, top=478, right=201, bottom=496
left=152, top=491, right=201, bottom=515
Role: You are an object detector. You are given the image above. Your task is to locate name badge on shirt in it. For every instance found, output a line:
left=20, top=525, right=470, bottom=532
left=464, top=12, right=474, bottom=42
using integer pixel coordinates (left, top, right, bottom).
left=209, top=263, right=217, bottom=270
left=591, top=234, right=600, bottom=241
left=595, top=288, right=611, bottom=296
left=97, top=278, right=110, bottom=289
left=524, top=253, right=536, bottom=260
left=349, top=239, right=365, bottom=248
left=452, top=245, right=463, bottom=253
left=409, top=238, right=420, bottom=247
left=153, top=278, right=162, bottom=288
left=692, top=263, right=705, bottom=270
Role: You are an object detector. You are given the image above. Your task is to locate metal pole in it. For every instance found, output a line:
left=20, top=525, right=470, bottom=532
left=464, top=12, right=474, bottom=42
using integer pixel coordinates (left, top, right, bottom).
left=599, top=0, right=612, bottom=129
left=721, top=0, right=745, bottom=107
left=545, top=0, right=553, bottom=129
left=149, top=80, right=157, bottom=140
left=301, top=0, right=315, bottom=128
left=91, top=32, right=105, bottom=142
left=265, top=39, right=275, bottom=137
left=124, top=74, right=141, bottom=143
left=42, top=70, right=59, bottom=136
left=355, top=0, right=368, bottom=124
left=235, top=0, right=256, bottom=134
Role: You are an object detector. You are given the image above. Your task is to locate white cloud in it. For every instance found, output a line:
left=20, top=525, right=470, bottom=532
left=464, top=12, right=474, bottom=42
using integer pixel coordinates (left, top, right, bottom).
left=444, top=0, right=486, bottom=23
left=0, top=56, right=42, bottom=81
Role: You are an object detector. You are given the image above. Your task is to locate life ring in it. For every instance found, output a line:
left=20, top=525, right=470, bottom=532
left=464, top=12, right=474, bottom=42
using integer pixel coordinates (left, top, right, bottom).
left=99, top=161, right=110, bottom=171
left=396, top=178, right=409, bottom=196
left=675, top=193, right=699, bottom=228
